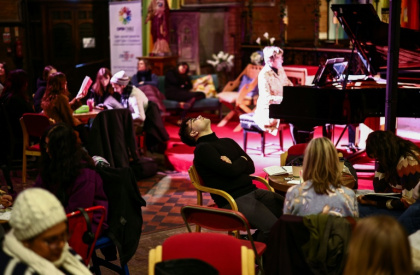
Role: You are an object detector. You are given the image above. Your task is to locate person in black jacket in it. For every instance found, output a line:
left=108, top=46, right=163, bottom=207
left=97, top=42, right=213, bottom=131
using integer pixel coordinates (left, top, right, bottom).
left=33, top=65, right=57, bottom=112
left=179, top=115, right=284, bottom=243
left=164, top=62, right=205, bottom=111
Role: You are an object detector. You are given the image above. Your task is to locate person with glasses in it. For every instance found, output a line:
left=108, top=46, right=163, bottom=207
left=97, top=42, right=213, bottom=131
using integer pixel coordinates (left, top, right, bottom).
left=0, top=188, right=91, bottom=274
left=179, top=115, right=285, bottom=243
left=110, top=70, right=148, bottom=135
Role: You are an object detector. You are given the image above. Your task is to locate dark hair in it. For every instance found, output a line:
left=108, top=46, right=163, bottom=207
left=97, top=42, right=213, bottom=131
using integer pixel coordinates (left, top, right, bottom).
left=178, top=117, right=196, bottom=146
left=92, top=67, right=113, bottom=97
left=366, top=130, right=420, bottom=182
left=42, top=65, right=57, bottom=81
left=43, top=72, right=69, bottom=99
left=120, top=84, right=134, bottom=107
left=177, top=62, right=190, bottom=75
left=2, top=69, right=29, bottom=101
left=0, top=62, right=6, bottom=83
left=40, top=123, right=94, bottom=206
left=137, top=58, right=151, bottom=71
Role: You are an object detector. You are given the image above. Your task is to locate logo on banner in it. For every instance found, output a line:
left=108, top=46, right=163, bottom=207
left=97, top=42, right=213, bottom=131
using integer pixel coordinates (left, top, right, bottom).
left=119, top=51, right=135, bottom=61
left=118, top=6, right=132, bottom=25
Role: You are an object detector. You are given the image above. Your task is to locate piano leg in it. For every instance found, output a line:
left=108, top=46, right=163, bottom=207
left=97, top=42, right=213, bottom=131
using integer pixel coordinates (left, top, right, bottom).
left=289, top=123, right=315, bottom=145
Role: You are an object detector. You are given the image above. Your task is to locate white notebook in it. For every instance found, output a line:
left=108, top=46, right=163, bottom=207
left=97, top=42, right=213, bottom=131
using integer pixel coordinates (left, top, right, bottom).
left=263, top=165, right=293, bottom=176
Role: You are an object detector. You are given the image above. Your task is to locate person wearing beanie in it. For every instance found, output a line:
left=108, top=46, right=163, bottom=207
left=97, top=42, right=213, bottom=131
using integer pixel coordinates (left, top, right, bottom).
left=111, top=70, right=149, bottom=134
left=0, top=188, right=91, bottom=274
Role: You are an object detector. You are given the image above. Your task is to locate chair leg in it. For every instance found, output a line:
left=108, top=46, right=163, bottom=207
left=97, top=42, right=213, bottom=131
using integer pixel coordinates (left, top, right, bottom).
left=279, top=126, right=283, bottom=151
left=260, top=132, right=265, bottom=156
left=243, top=131, right=248, bottom=153
left=22, top=153, right=26, bottom=187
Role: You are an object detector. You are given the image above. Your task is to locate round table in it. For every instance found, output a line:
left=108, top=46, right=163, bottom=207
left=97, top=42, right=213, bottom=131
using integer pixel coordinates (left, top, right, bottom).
left=269, top=171, right=356, bottom=194
left=268, top=173, right=300, bottom=194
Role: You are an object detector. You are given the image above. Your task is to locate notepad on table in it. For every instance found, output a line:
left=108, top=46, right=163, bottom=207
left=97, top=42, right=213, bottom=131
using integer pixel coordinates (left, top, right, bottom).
left=363, top=192, right=402, bottom=201
left=263, top=165, right=293, bottom=176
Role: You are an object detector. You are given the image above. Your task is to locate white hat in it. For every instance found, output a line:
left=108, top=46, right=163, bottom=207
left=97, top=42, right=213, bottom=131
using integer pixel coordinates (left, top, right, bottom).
left=263, top=46, right=284, bottom=64
left=110, top=70, right=130, bottom=86
left=9, top=188, right=67, bottom=241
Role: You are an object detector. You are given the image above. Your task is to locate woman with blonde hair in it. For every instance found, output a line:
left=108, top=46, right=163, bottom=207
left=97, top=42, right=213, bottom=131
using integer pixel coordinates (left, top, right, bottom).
left=283, top=137, right=358, bottom=217
left=343, top=215, right=413, bottom=275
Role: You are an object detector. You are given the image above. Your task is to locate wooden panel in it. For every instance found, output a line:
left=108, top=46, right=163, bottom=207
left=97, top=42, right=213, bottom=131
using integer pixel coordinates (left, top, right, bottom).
left=0, top=1, right=21, bottom=22
left=286, top=0, right=316, bottom=41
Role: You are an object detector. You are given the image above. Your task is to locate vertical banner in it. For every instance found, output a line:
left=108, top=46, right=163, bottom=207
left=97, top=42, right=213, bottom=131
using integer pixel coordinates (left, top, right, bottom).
left=109, top=1, right=142, bottom=77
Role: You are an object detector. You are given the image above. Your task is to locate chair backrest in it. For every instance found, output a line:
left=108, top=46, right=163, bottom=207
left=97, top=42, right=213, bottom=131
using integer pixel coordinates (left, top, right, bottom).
left=21, top=113, right=51, bottom=138
left=181, top=204, right=267, bottom=270
left=149, top=232, right=255, bottom=275
left=67, top=205, right=106, bottom=266
left=188, top=165, right=238, bottom=211
left=88, top=108, right=139, bottom=168
left=283, top=66, right=308, bottom=86
left=286, top=143, right=308, bottom=165
left=221, top=64, right=263, bottom=93
left=265, top=214, right=355, bottom=275
left=234, top=65, right=264, bottom=109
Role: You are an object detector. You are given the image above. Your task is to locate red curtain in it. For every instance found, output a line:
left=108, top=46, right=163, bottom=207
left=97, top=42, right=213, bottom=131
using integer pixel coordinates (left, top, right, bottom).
left=401, top=0, right=420, bottom=31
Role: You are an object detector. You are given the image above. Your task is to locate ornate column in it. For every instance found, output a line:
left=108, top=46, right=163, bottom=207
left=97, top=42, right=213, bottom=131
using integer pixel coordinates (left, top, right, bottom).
left=325, top=0, right=331, bottom=40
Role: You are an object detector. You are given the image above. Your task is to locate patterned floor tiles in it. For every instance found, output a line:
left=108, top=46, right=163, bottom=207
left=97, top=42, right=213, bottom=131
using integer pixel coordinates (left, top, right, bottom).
left=138, top=172, right=213, bottom=234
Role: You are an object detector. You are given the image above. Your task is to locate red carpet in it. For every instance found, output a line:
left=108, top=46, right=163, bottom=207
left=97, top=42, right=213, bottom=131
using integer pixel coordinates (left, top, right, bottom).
left=163, top=118, right=376, bottom=190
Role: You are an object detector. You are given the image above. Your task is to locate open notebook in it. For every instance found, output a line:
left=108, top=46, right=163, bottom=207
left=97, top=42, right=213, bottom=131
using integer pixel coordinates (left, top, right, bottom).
left=263, top=166, right=293, bottom=176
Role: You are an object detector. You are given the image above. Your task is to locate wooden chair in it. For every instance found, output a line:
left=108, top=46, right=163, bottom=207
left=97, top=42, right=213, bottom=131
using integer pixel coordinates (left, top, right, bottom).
left=217, top=64, right=263, bottom=128
left=148, top=232, right=255, bottom=275
left=181, top=205, right=266, bottom=274
left=19, top=113, right=51, bottom=186
left=66, top=205, right=106, bottom=266
left=188, top=165, right=274, bottom=212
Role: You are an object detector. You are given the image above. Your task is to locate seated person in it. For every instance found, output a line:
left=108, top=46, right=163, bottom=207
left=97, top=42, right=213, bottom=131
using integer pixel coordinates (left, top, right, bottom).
left=35, top=123, right=109, bottom=234
left=344, top=215, right=413, bottom=275
left=0, top=188, right=91, bottom=274
left=131, top=58, right=159, bottom=88
left=179, top=115, right=285, bottom=243
left=87, top=67, right=121, bottom=109
left=164, top=62, right=205, bottom=111
left=110, top=70, right=148, bottom=134
left=358, top=130, right=420, bottom=234
left=131, top=59, right=165, bottom=113
left=0, top=69, right=34, bottom=155
left=33, top=65, right=57, bottom=112
left=41, top=72, right=88, bottom=143
left=253, top=46, right=293, bottom=136
left=283, top=137, right=358, bottom=217
left=0, top=61, right=6, bottom=96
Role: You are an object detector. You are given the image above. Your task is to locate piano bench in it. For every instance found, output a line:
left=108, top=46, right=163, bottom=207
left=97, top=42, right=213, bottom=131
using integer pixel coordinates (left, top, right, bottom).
left=239, top=113, right=283, bottom=156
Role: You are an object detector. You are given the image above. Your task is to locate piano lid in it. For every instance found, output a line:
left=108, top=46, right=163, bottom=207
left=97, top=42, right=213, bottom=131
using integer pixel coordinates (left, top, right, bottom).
left=331, top=4, right=420, bottom=76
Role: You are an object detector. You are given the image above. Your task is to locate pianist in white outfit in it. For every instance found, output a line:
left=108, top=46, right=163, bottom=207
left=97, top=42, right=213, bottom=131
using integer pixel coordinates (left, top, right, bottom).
left=253, top=46, right=293, bottom=136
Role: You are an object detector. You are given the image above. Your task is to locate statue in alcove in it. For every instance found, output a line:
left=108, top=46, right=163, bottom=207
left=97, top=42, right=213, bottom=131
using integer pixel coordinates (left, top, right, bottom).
left=145, top=0, right=171, bottom=56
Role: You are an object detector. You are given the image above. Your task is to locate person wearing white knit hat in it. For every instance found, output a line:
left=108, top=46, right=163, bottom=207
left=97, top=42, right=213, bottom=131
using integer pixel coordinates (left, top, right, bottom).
left=111, top=70, right=149, bottom=134
left=0, top=188, right=91, bottom=274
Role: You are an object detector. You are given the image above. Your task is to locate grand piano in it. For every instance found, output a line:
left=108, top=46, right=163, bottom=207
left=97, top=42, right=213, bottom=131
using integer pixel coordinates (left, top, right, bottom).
left=269, top=4, right=420, bottom=132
